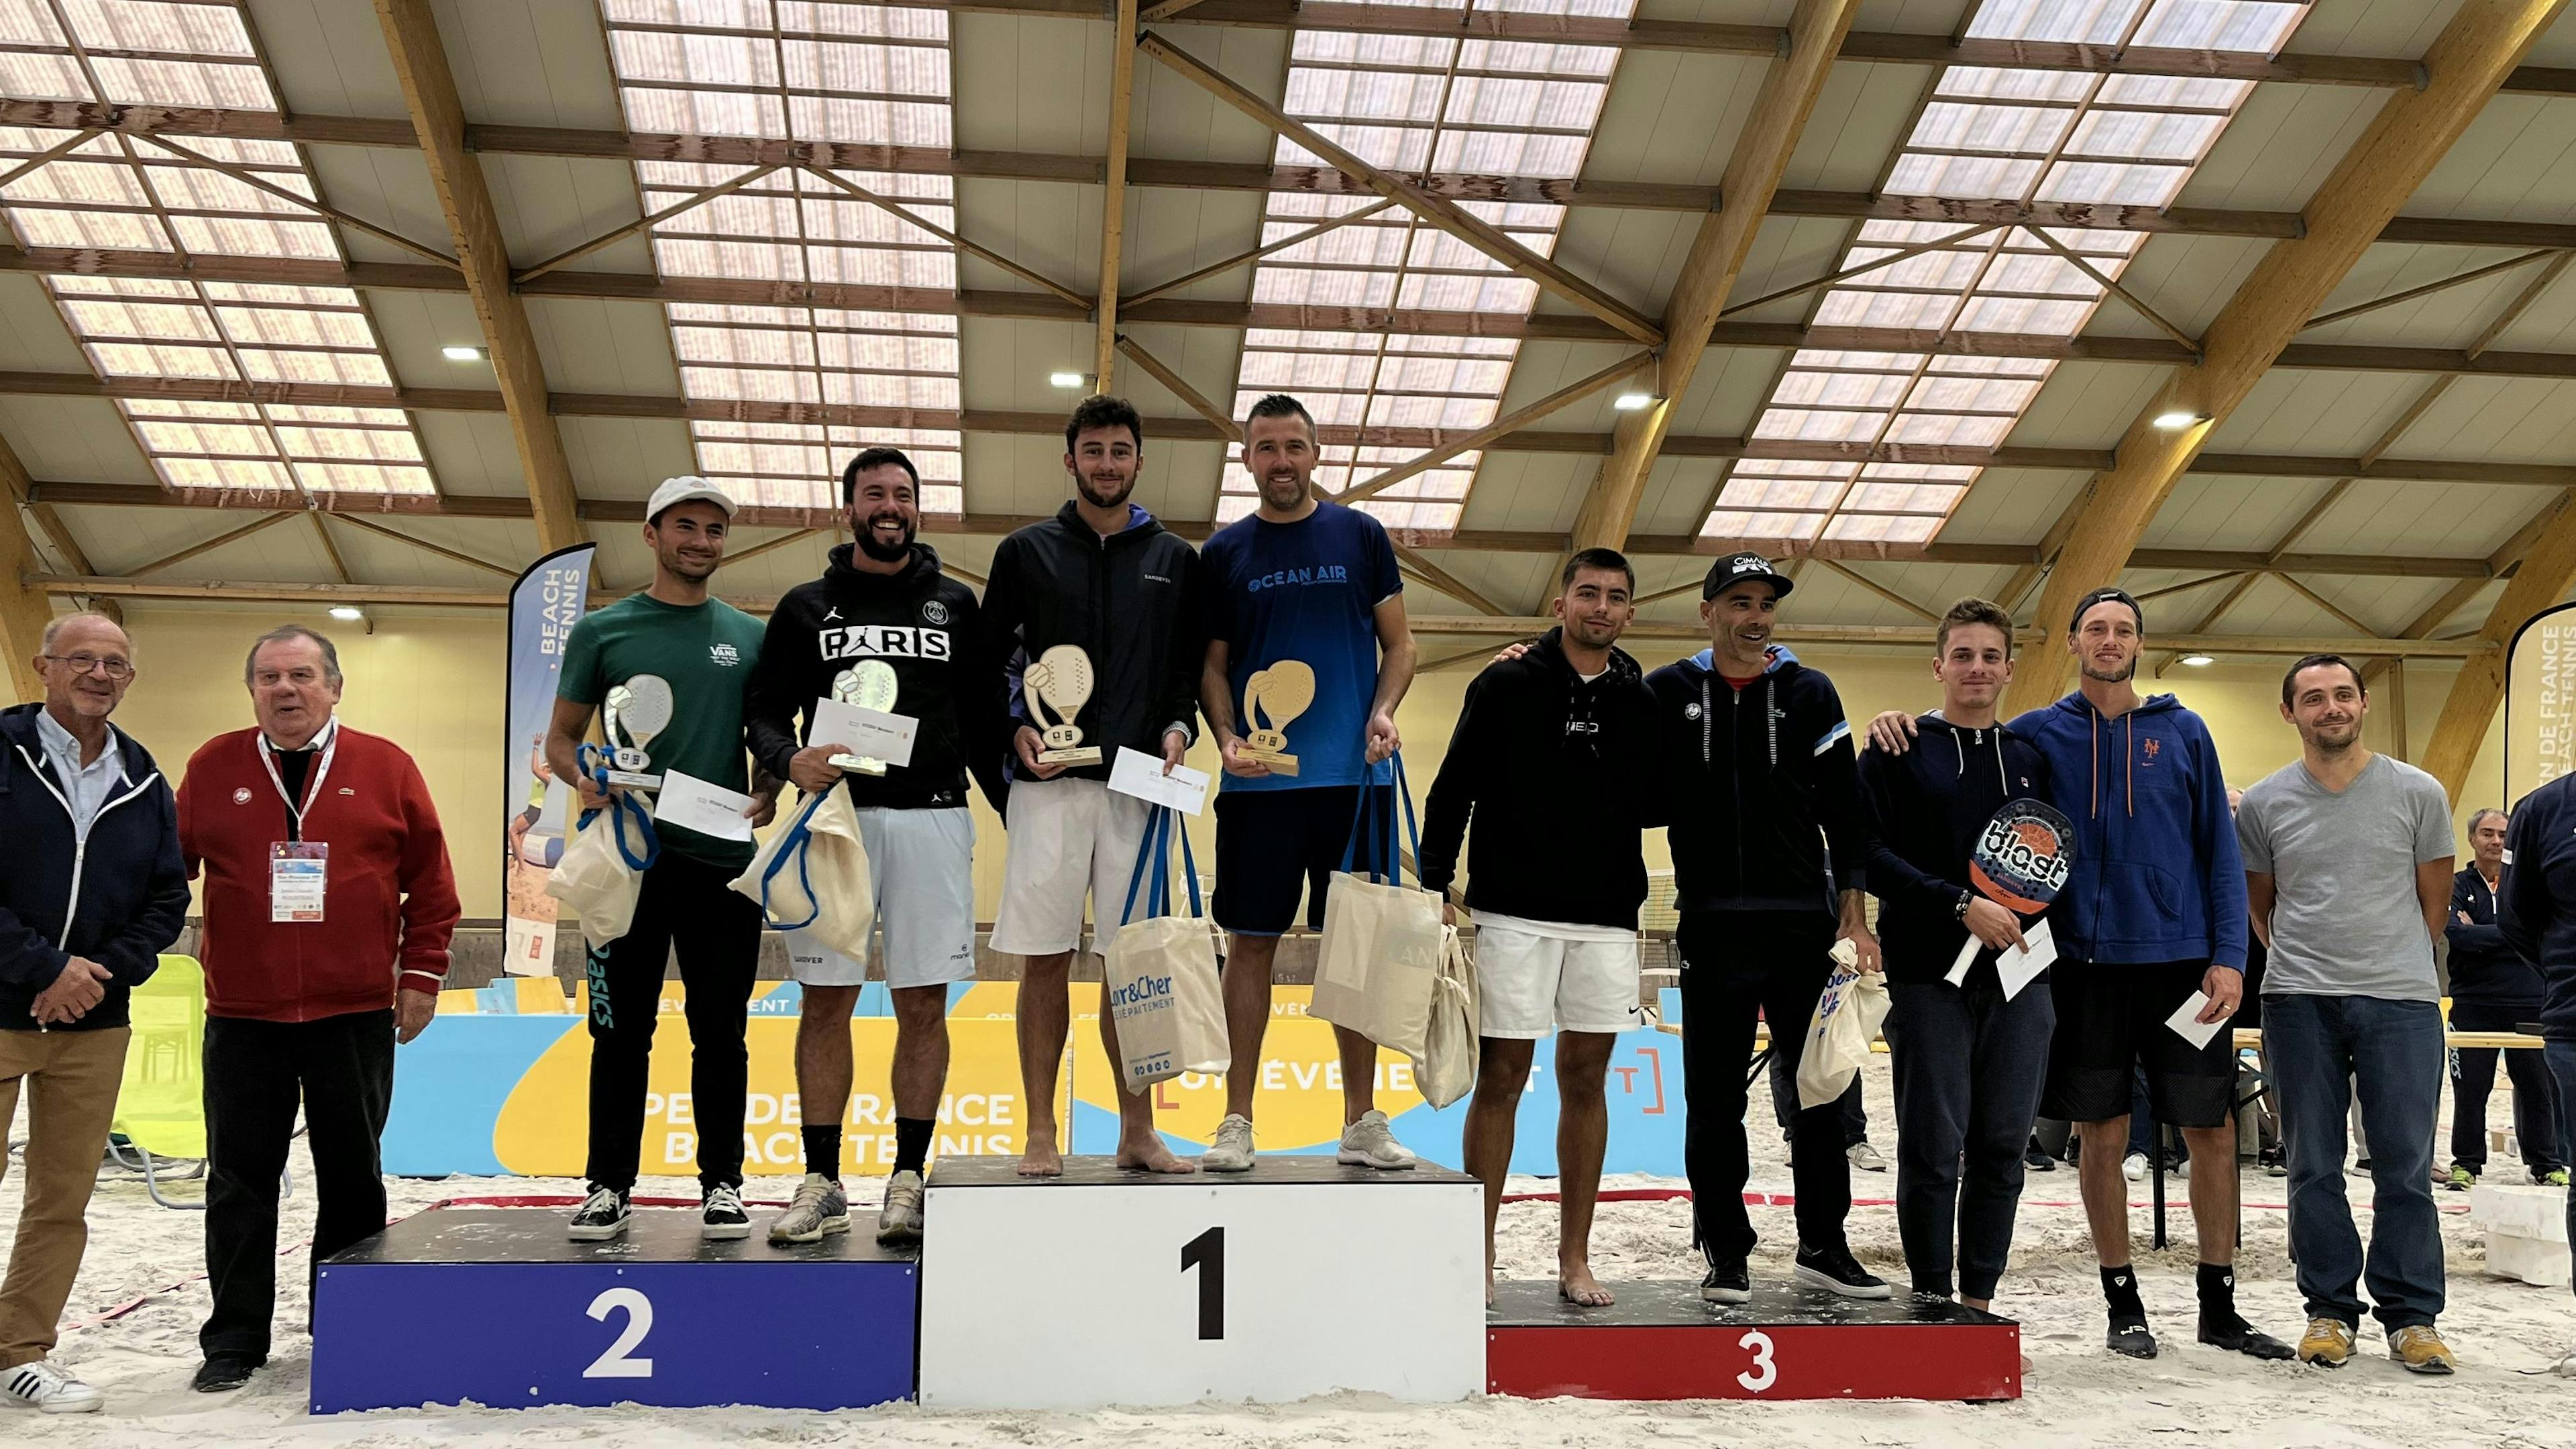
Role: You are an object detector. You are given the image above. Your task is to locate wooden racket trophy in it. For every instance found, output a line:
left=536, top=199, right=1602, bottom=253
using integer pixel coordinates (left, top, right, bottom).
left=1024, top=644, right=1103, bottom=767
left=829, top=660, right=900, bottom=775
left=1238, top=660, right=1313, bottom=776
left=602, top=674, right=673, bottom=790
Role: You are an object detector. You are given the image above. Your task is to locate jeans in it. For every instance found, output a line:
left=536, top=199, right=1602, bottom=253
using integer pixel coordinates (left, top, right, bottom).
left=1769, top=1045, right=1868, bottom=1147
left=201, top=1010, right=394, bottom=1362
left=1885, top=976, right=2055, bottom=1299
left=2448, top=1001, right=2564, bottom=1174
left=1676, top=910, right=1851, bottom=1263
left=584, top=851, right=762, bottom=1192
left=2545, top=1040, right=2576, bottom=1301
left=2266, top=993, right=2446, bottom=1333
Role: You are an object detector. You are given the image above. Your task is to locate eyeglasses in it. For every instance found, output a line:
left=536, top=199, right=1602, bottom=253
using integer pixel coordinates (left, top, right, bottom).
left=44, top=653, right=133, bottom=680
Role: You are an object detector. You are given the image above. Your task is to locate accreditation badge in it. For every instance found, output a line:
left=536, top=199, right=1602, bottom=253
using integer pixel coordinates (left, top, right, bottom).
left=271, top=841, right=330, bottom=923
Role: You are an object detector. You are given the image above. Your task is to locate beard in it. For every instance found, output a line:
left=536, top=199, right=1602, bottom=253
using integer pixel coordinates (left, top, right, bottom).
left=2307, top=720, right=2362, bottom=751
left=1258, top=471, right=1309, bottom=511
left=2080, top=655, right=2137, bottom=684
left=1077, top=470, right=1135, bottom=511
left=855, top=510, right=916, bottom=564
left=1564, top=616, right=1623, bottom=649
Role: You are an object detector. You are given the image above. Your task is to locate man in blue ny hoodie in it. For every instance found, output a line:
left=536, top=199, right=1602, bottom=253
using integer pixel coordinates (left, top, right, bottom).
left=1871, top=586, right=2288, bottom=1362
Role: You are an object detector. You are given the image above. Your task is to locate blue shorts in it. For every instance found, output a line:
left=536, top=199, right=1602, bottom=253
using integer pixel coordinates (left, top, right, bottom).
left=1212, top=784, right=1387, bottom=936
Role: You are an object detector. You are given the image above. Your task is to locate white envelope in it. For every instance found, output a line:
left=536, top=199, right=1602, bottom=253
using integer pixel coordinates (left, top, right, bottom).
left=2165, top=989, right=2225, bottom=1049
left=1943, top=916, right=2057, bottom=1000
left=812, top=695, right=918, bottom=767
left=652, top=769, right=757, bottom=843
left=1107, top=746, right=1210, bottom=816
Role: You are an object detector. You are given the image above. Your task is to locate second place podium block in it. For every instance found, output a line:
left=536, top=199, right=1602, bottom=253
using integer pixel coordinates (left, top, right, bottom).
left=918, top=1155, right=1485, bottom=1408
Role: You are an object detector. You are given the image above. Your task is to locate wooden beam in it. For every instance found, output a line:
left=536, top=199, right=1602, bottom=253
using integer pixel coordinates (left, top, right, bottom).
left=1114, top=336, right=1240, bottom=442
left=1121, top=198, right=1396, bottom=309
left=2006, top=0, right=2570, bottom=717
left=1568, top=0, right=1864, bottom=553
left=796, top=162, right=1091, bottom=307
left=1136, top=31, right=1662, bottom=345
left=2302, top=247, right=2564, bottom=332
left=1817, top=558, right=1939, bottom=622
left=1339, top=353, right=1657, bottom=506
left=718, top=527, right=828, bottom=568
left=1394, top=545, right=1508, bottom=616
left=0, top=437, right=53, bottom=700
left=372, top=0, right=586, bottom=555
left=327, top=512, right=519, bottom=578
left=2419, top=487, right=2576, bottom=790
left=0, top=431, right=113, bottom=626
left=512, top=162, right=783, bottom=284
left=1095, top=0, right=1140, bottom=390
left=129, top=513, right=296, bottom=577
left=309, top=514, right=353, bottom=584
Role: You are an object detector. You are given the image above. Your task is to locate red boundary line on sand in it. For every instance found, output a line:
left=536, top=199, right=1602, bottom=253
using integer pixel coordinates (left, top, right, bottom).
left=1504, top=1187, right=2471, bottom=1213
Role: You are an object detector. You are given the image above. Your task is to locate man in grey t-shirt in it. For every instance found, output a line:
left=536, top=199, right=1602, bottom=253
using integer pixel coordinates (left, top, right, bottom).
left=2237, top=654, right=2457, bottom=1375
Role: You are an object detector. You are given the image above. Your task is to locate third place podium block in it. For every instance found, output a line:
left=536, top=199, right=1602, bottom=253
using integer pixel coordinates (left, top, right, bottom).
left=918, top=1155, right=1484, bottom=1408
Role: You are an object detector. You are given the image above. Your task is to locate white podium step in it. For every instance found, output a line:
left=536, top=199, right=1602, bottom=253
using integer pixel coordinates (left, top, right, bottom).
left=918, top=1155, right=1483, bottom=1408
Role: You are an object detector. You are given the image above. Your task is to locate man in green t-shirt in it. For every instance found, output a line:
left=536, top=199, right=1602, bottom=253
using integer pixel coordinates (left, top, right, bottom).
left=546, top=477, right=774, bottom=1243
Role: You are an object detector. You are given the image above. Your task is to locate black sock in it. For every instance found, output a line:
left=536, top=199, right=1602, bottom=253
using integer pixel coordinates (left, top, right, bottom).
left=2197, top=1263, right=2240, bottom=1318
left=802, top=1126, right=843, bottom=1181
left=2102, top=1265, right=2147, bottom=1319
left=893, top=1116, right=936, bottom=1176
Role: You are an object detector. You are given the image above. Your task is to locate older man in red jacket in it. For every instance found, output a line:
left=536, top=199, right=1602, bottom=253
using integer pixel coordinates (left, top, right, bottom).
left=175, top=624, right=459, bottom=1394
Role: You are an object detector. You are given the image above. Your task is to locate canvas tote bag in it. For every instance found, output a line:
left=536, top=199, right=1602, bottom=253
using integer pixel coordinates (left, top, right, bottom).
left=1795, top=939, right=1889, bottom=1109
left=1313, top=753, right=1444, bottom=1061
left=1413, top=924, right=1479, bottom=1110
left=547, top=745, right=660, bottom=950
left=729, top=785, right=875, bottom=962
left=1102, top=806, right=1229, bottom=1090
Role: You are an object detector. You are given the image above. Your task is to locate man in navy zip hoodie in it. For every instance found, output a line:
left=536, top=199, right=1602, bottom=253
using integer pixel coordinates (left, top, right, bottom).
left=1858, top=597, right=2057, bottom=1312
left=1650, top=552, right=1888, bottom=1304
left=2443, top=807, right=2561, bottom=1188
left=1870, top=586, right=2288, bottom=1360
left=0, top=614, right=188, bottom=1413
left=2497, top=771, right=2576, bottom=1368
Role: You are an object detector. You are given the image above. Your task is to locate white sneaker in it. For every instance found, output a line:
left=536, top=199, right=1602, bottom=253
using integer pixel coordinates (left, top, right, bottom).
left=1847, top=1141, right=1888, bottom=1173
left=2, top=1359, right=104, bottom=1413
left=1337, top=1110, right=1417, bottom=1170
left=2123, top=1152, right=2149, bottom=1183
left=876, top=1169, right=924, bottom=1246
left=1202, top=1114, right=1256, bottom=1173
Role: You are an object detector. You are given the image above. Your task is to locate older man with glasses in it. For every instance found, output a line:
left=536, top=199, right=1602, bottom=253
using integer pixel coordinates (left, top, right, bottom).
left=0, top=614, right=189, bottom=1413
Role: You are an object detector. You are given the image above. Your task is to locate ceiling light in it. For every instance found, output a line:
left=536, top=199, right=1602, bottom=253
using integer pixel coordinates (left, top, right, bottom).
left=441, top=345, right=484, bottom=362
left=2151, top=410, right=2204, bottom=430
left=1613, top=391, right=1655, bottom=411
left=328, top=605, right=366, bottom=622
left=1049, top=371, right=1086, bottom=389
left=2178, top=653, right=2215, bottom=667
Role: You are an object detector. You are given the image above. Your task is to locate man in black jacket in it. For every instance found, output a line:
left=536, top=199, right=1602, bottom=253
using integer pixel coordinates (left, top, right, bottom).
left=2498, top=773, right=2576, bottom=1363
left=745, top=447, right=1005, bottom=1248
left=0, top=614, right=189, bottom=1413
left=2447, top=807, right=2563, bottom=1188
left=1649, top=553, right=1886, bottom=1303
left=1858, top=597, right=2057, bottom=1311
left=980, top=396, right=1205, bottom=1178
left=1422, top=548, right=1656, bottom=1307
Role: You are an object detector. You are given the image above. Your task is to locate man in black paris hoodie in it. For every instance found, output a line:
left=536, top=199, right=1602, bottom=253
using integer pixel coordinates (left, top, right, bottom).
left=977, top=395, right=1208, bottom=1179
left=745, top=447, right=1006, bottom=1249
left=1651, top=551, right=1888, bottom=1303
left=1421, top=548, right=1657, bottom=1309
left=1857, top=597, right=2056, bottom=1311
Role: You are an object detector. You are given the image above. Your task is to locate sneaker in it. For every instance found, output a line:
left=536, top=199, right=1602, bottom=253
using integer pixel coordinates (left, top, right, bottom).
left=2123, top=1152, right=2149, bottom=1183
left=2265, top=1155, right=2288, bottom=1179
left=767, top=1173, right=851, bottom=1245
left=1, top=1359, right=103, bottom=1413
left=1701, top=1256, right=1752, bottom=1305
left=1793, top=1242, right=1892, bottom=1299
left=1847, top=1141, right=1888, bottom=1173
left=2296, top=1316, right=2354, bottom=1367
left=701, top=1183, right=751, bottom=1240
left=877, top=1169, right=925, bottom=1245
left=2445, top=1164, right=2476, bottom=1191
left=2539, top=1168, right=2571, bottom=1188
left=190, top=1354, right=260, bottom=1393
left=1202, top=1114, right=1256, bottom=1173
left=2388, top=1324, right=2457, bottom=1375
left=567, top=1186, right=630, bottom=1242
left=2025, top=1141, right=2056, bottom=1172
left=2198, top=1311, right=2294, bottom=1360
left=1336, top=1110, right=1417, bottom=1171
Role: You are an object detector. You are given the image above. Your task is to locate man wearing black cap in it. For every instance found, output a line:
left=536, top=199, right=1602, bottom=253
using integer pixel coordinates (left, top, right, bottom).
left=1651, top=552, right=1888, bottom=1303
left=1870, top=586, right=2287, bottom=1362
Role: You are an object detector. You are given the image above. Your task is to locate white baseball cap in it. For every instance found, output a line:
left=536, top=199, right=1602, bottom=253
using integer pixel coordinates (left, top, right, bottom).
left=646, top=476, right=737, bottom=523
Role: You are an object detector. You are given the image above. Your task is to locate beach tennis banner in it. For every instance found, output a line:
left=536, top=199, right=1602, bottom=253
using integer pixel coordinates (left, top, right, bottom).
left=501, top=545, right=594, bottom=977
left=383, top=982, right=1688, bottom=1179
left=2507, top=600, right=2576, bottom=809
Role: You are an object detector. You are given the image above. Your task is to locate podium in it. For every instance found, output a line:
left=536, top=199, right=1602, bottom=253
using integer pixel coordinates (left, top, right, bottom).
left=1485, top=1280, right=2020, bottom=1401
left=916, top=1155, right=1484, bottom=1408
left=309, top=1205, right=917, bottom=1412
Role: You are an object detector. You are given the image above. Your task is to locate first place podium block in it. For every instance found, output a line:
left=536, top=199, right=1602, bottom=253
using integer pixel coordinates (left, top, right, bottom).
left=310, top=1205, right=918, bottom=1413
left=918, top=1155, right=1483, bottom=1408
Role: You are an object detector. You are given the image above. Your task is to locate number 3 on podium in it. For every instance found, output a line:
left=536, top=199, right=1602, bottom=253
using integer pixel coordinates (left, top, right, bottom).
left=1736, top=1329, right=1776, bottom=1393
left=1181, top=1227, right=1224, bottom=1340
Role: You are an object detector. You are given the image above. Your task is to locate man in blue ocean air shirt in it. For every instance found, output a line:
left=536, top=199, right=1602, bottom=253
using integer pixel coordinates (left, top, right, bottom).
left=1197, top=393, right=1418, bottom=1175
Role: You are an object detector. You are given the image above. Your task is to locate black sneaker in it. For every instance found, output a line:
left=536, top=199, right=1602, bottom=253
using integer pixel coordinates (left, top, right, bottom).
left=1794, top=1243, right=1892, bottom=1299
left=1700, top=1256, right=1752, bottom=1305
left=701, top=1184, right=751, bottom=1241
left=2025, top=1141, right=2056, bottom=1172
left=2199, top=1310, right=2295, bottom=1360
left=191, top=1354, right=260, bottom=1393
left=568, top=1185, right=631, bottom=1241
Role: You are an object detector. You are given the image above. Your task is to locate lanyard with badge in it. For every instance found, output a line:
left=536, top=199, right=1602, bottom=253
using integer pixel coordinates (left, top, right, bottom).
left=261, top=718, right=337, bottom=923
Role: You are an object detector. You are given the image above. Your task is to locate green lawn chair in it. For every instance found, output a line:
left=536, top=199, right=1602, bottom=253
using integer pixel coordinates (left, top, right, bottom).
left=110, top=953, right=208, bottom=1210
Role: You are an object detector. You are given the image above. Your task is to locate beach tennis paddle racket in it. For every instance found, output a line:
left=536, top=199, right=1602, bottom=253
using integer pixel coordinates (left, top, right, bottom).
left=1945, top=798, right=2074, bottom=987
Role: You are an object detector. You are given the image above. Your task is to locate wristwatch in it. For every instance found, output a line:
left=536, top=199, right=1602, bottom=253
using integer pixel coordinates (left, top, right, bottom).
left=1954, top=890, right=1974, bottom=921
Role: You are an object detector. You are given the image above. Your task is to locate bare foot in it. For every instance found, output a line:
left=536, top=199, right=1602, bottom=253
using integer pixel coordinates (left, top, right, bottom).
left=1018, top=1139, right=1064, bottom=1177
left=1559, top=1263, right=1615, bottom=1308
left=1115, top=1137, right=1198, bottom=1174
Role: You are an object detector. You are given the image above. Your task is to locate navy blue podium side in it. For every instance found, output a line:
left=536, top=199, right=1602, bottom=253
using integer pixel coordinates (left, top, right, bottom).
left=310, top=1205, right=916, bottom=1412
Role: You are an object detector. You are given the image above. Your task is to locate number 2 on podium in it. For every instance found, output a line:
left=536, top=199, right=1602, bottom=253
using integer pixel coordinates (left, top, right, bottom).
left=584, top=1287, right=655, bottom=1379
left=1181, top=1226, right=1224, bottom=1340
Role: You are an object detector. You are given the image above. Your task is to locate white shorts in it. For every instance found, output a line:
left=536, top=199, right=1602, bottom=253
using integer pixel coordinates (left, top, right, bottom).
left=1472, top=912, right=1644, bottom=1039
left=989, top=777, right=1156, bottom=957
left=785, top=806, right=977, bottom=990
